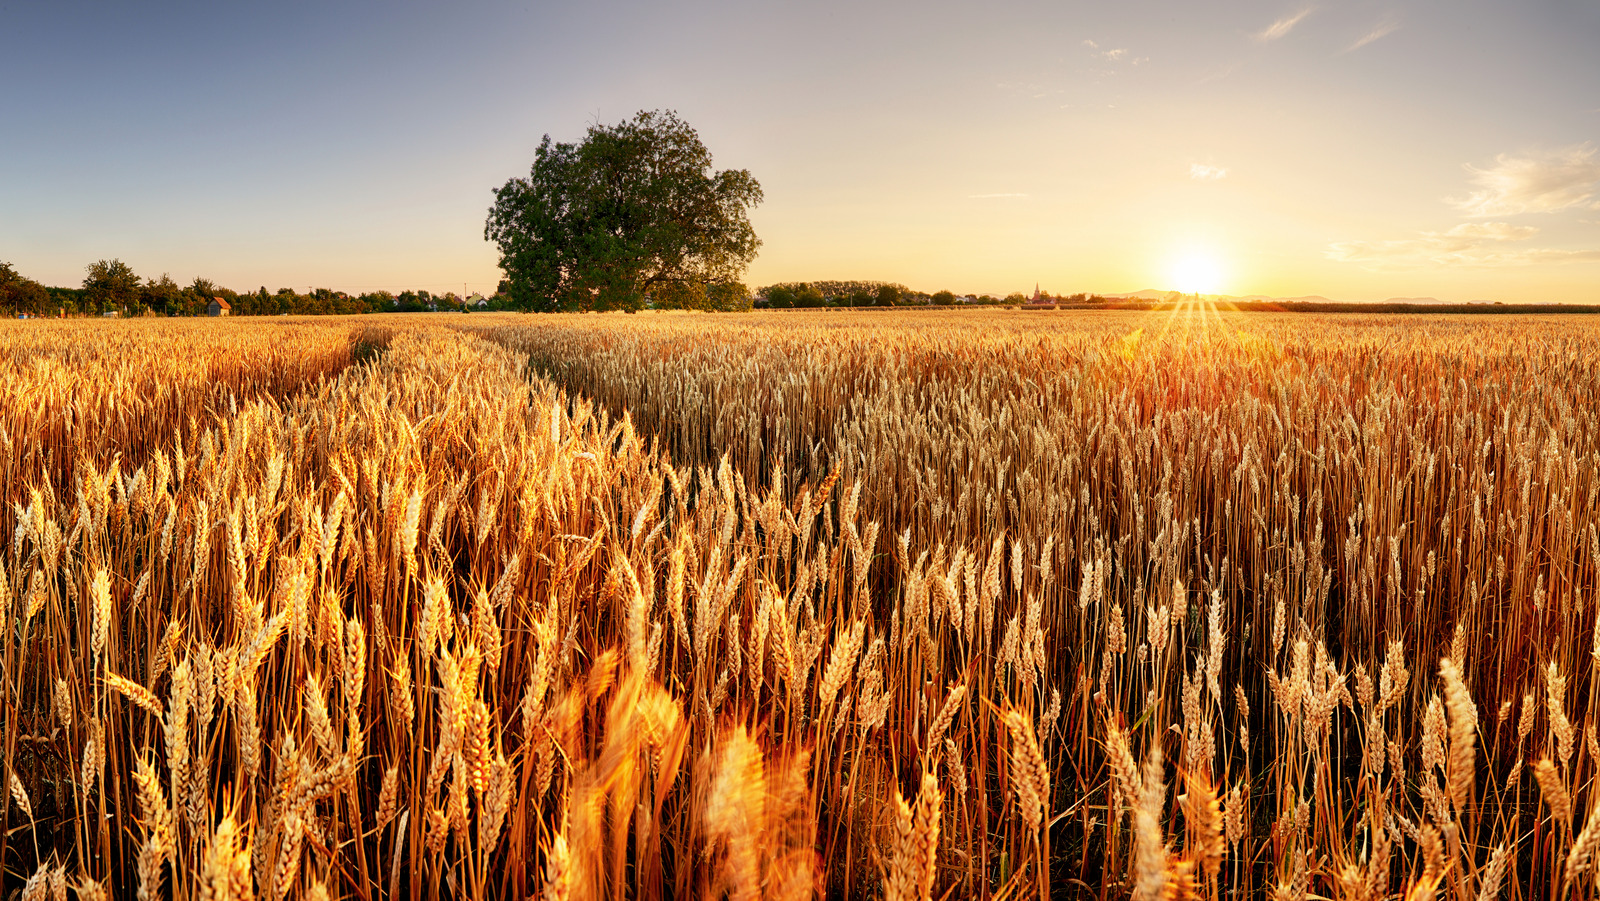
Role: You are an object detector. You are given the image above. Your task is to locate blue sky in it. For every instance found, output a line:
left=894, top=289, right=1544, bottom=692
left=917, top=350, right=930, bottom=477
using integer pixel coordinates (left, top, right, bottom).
left=3, top=0, right=1598, bottom=301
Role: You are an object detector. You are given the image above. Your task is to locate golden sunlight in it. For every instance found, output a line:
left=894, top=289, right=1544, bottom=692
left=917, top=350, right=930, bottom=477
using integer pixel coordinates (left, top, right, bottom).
left=1167, top=250, right=1227, bottom=296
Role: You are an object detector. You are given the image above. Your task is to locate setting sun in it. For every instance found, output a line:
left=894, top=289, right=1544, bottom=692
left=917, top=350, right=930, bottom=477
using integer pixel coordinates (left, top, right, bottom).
left=1168, top=251, right=1227, bottom=295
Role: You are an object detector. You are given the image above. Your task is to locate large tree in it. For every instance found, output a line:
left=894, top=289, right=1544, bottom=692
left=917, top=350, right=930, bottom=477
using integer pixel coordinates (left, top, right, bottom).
left=486, top=110, right=762, bottom=312
left=83, top=259, right=141, bottom=313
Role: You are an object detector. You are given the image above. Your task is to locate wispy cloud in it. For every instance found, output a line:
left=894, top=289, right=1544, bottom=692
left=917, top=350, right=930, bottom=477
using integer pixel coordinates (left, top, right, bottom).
left=1345, top=17, right=1400, bottom=52
left=1193, top=60, right=1246, bottom=86
left=969, top=193, right=1029, bottom=199
left=1254, top=8, right=1314, bottom=42
left=1451, top=145, right=1600, bottom=216
left=1083, top=40, right=1140, bottom=63
left=1326, top=222, right=1600, bottom=268
left=1189, top=163, right=1228, bottom=181
left=1444, top=222, right=1541, bottom=241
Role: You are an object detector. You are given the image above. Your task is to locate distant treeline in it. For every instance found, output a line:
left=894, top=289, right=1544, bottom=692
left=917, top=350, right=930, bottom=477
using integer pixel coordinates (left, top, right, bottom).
left=758, top=281, right=912, bottom=308
left=9, top=260, right=1594, bottom=318
left=756, top=281, right=1113, bottom=308
left=1111, top=300, right=1600, bottom=315
left=0, top=259, right=517, bottom=318
left=758, top=286, right=1600, bottom=315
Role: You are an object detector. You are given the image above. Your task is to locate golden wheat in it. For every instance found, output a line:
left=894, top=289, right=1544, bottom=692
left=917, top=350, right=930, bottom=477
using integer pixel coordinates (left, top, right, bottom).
left=7, top=309, right=1600, bottom=898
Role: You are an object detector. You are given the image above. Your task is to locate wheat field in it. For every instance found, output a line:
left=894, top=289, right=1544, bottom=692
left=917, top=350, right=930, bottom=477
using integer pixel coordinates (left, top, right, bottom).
left=3, top=308, right=1598, bottom=899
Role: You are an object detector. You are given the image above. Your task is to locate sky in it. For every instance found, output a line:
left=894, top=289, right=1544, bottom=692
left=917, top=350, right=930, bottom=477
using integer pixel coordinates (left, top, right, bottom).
left=2, top=0, right=1598, bottom=303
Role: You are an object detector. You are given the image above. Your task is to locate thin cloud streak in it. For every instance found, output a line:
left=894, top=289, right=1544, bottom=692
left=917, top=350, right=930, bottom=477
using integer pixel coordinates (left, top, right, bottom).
left=1190, top=163, right=1228, bottom=180
left=1192, top=60, right=1246, bottom=86
left=968, top=193, right=1030, bottom=198
left=1326, top=221, right=1600, bottom=268
left=1254, top=8, right=1314, bottom=42
left=1345, top=18, right=1400, bottom=52
left=1451, top=145, right=1600, bottom=216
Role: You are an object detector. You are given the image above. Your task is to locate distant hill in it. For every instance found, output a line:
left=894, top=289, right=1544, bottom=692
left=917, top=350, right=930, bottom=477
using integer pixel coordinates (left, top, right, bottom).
left=1384, top=296, right=1444, bottom=305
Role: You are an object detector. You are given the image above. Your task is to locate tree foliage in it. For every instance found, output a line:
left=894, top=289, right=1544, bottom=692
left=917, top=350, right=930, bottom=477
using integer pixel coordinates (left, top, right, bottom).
left=83, top=259, right=142, bottom=313
left=652, top=280, right=753, bottom=312
left=485, top=110, right=762, bottom=313
left=0, top=262, right=49, bottom=316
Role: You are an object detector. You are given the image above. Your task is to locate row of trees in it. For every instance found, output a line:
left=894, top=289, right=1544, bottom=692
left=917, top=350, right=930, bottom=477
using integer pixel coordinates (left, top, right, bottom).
left=0, top=263, right=49, bottom=314
left=0, top=260, right=530, bottom=318
left=6, top=256, right=1116, bottom=320
left=756, top=283, right=1011, bottom=308
left=759, top=281, right=907, bottom=308
left=2, top=255, right=753, bottom=318
left=753, top=285, right=1118, bottom=309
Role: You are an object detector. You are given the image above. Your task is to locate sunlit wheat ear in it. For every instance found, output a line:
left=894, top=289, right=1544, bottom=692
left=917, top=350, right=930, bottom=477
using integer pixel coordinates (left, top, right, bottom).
left=944, top=738, right=968, bottom=797
left=1377, top=640, right=1409, bottom=713
left=481, top=751, right=514, bottom=854
left=912, top=772, right=943, bottom=901
left=1438, top=658, right=1477, bottom=816
left=703, top=724, right=766, bottom=901
left=1536, top=758, right=1572, bottom=827
left=884, top=788, right=917, bottom=901
left=90, top=566, right=110, bottom=662
left=389, top=657, right=416, bottom=730
left=1410, top=824, right=1445, bottom=901
left=1548, top=660, right=1576, bottom=770
left=1568, top=802, right=1600, bottom=890
left=132, top=754, right=171, bottom=901
left=375, top=763, right=400, bottom=828
left=1105, top=719, right=1142, bottom=821
left=80, top=719, right=105, bottom=794
left=1222, top=782, right=1248, bottom=853
left=466, top=699, right=493, bottom=796
left=342, top=613, right=366, bottom=709
left=19, top=864, right=49, bottom=901
left=305, top=673, right=337, bottom=761
left=201, top=814, right=253, bottom=901
left=53, top=678, right=72, bottom=729
left=817, top=618, right=866, bottom=712
left=1131, top=740, right=1169, bottom=901
left=1106, top=602, right=1126, bottom=656
left=543, top=832, right=571, bottom=901
left=1476, top=841, right=1509, bottom=900
left=1005, top=710, right=1049, bottom=833
left=1182, top=767, right=1223, bottom=883
left=925, top=682, right=966, bottom=754
left=105, top=671, right=164, bottom=717
left=8, top=770, right=32, bottom=823
left=73, top=876, right=109, bottom=901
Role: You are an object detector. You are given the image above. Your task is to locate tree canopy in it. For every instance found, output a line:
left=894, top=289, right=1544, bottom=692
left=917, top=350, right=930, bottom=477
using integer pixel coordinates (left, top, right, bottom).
left=83, top=259, right=142, bottom=312
left=485, top=110, right=762, bottom=313
left=0, top=262, right=48, bottom=316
